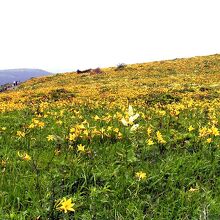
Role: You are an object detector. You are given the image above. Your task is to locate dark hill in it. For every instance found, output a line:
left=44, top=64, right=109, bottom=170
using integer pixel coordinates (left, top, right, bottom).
left=0, top=69, right=51, bottom=85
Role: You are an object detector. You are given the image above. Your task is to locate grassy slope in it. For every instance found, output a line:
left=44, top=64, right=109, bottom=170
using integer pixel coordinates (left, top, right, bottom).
left=0, top=54, right=220, bottom=219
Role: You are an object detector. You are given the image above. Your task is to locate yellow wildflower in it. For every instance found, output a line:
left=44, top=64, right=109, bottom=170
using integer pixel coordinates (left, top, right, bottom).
left=199, top=127, right=208, bottom=137
left=188, top=125, right=195, bottom=132
left=135, top=171, right=147, bottom=180
left=156, top=131, right=166, bottom=144
left=77, top=144, right=85, bottom=153
left=170, top=109, right=180, bottom=117
left=32, top=119, right=39, bottom=124
left=206, top=138, right=212, bottom=143
left=17, top=131, right=25, bottom=138
left=17, top=151, right=31, bottom=161
left=188, top=187, right=199, bottom=192
left=23, top=153, right=31, bottom=161
left=69, top=133, right=76, bottom=141
left=94, top=115, right=100, bottom=121
left=28, top=123, right=35, bottom=129
left=117, top=132, right=123, bottom=139
left=83, top=130, right=89, bottom=137
left=147, top=139, right=154, bottom=146
left=147, top=127, right=152, bottom=136
left=47, top=135, right=56, bottom=141
left=76, top=124, right=85, bottom=129
left=210, top=126, right=219, bottom=136
left=70, top=127, right=75, bottom=133
left=107, top=126, right=112, bottom=131
left=38, top=121, right=45, bottom=128
left=158, top=110, right=166, bottom=116
left=56, top=197, right=75, bottom=213
left=114, top=128, right=119, bottom=133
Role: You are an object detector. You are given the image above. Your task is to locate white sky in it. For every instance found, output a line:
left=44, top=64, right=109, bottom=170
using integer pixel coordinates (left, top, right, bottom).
left=0, top=0, right=220, bottom=73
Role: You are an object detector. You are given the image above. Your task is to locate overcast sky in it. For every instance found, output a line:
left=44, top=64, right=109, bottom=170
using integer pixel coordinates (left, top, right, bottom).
left=0, top=0, right=220, bottom=73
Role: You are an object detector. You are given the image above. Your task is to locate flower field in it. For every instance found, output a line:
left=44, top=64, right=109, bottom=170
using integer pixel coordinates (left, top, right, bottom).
left=1, top=54, right=220, bottom=219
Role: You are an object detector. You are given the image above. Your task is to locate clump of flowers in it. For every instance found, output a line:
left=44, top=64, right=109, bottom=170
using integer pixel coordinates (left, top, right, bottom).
left=28, top=118, right=45, bottom=129
left=199, top=125, right=219, bottom=138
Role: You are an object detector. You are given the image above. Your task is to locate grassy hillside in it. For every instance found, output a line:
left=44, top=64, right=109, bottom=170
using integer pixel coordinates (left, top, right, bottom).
left=0, top=54, right=220, bottom=219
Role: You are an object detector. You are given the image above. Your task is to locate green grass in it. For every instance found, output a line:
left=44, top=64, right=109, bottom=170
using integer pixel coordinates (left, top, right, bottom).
left=0, top=99, right=220, bottom=219
left=1, top=54, right=220, bottom=219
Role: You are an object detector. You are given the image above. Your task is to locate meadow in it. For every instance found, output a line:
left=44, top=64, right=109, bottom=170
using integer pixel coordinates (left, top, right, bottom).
left=0, top=54, right=220, bottom=219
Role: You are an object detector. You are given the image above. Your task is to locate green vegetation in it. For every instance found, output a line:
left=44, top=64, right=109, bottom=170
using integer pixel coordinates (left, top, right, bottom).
left=0, top=54, right=220, bottom=219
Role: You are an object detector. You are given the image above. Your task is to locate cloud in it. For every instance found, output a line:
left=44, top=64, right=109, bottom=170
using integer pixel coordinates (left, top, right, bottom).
left=0, top=0, right=220, bottom=72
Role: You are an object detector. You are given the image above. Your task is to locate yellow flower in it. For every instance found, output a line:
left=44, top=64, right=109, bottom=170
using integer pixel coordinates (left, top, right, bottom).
left=100, top=127, right=105, bottom=134
left=188, top=125, right=195, bottom=132
left=107, top=126, right=112, bottom=131
left=199, top=127, right=208, bottom=137
left=38, top=121, right=45, bottom=128
left=170, top=109, right=180, bottom=117
left=56, top=197, right=75, bottom=213
left=23, top=153, right=31, bottom=161
left=94, top=115, right=100, bottom=121
left=158, top=110, right=166, bottom=116
left=17, top=131, right=25, bottom=138
left=156, top=131, right=166, bottom=144
left=83, top=130, right=89, bottom=137
left=114, top=128, right=119, bottom=133
left=28, top=123, right=35, bottom=129
left=1, top=127, right=6, bottom=131
left=17, top=151, right=31, bottom=161
left=69, top=133, right=76, bottom=141
left=147, top=139, right=154, bottom=146
left=210, top=126, right=219, bottom=136
left=117, top=132, right=123, bottom=139
left=70, top=127, right=76, bottom=133
left=206, top=138, right=212, bottom=143
left=135, top=171, right=147, bottom=180
left=188, top=187, right=199, bottom=192
left=32, top=119, right=39, bottom=124
left=147, top=127, right=152, bottom=136
left=75, top=124, right=85, bottom=130
left=47, top=135, right=56, bottom=141
left=77, top=144, right=85, bottom=153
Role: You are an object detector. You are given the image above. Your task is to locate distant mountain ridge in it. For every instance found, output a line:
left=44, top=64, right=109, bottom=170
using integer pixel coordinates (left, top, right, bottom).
left=0, top=68, right=51, bottom=85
